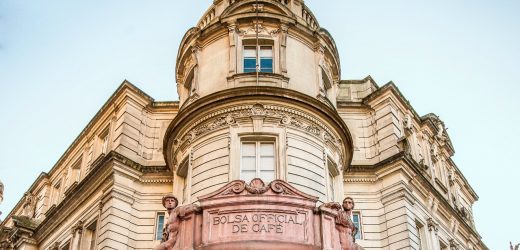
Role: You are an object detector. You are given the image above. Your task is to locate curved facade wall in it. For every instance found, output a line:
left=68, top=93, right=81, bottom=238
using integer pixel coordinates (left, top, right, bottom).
left=165, top=88, right=353, bottom=204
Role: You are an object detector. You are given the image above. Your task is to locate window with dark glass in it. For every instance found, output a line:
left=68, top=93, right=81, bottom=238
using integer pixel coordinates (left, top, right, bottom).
left=243, top=45, right=273, bottom=73
left=155, top=212, right=165, bottom=241
left=352, top=212, right=362, bottom=240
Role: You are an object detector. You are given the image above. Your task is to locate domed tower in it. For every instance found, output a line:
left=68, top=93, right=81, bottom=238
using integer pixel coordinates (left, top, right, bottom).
left=164, top=0, right=353, bottom=204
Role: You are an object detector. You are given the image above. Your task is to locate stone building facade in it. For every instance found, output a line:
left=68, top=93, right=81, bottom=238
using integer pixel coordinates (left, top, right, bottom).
left=0, top=0, right=486, bottom=249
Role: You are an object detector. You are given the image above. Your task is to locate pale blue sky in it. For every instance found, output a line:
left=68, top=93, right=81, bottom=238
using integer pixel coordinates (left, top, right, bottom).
left=0, top=0, right=518, bottom=248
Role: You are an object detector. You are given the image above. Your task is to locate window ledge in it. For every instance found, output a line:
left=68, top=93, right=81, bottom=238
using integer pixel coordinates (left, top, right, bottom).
left=227, top=72, right=289, bottom=88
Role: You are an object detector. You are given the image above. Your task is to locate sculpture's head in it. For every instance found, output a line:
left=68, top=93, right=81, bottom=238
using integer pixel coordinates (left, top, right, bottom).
left=162, top=194, right=179, bottom=210
left=343, top=197, right=354, bottom=211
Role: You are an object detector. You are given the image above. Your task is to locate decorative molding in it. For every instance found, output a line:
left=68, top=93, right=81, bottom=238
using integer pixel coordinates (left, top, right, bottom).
left=238, top=21, right=280, bottom=38
left=226, top=72, right=289, bottom=88
left=173, top=103, right=341, bottom=162
left=427, top=217, right=439, bottom=234
left=138, top=178, right=173, bottom=184
left=201, top=178, right=316, bottom=201
left=449, top=239, right=460, bottom=250
left=71, top=220, right=84, bottom=235
left=344, top=177, right=377, bottom=183
left=252, top=3, right=264, bottom=12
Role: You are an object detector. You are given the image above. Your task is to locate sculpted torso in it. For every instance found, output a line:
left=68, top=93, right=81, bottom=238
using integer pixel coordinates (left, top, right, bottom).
left=154, top=195, right=199, bottom=250
left=336, top=197, right=363, bottom=250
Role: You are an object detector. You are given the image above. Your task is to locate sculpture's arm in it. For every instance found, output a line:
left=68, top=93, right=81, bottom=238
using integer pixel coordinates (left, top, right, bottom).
left=178, top=204, right=201, bottom=218
left=352, top=225, right=359, bottom=242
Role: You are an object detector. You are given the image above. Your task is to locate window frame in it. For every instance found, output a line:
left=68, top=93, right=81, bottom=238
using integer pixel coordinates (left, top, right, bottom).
left=177, top=157, right=190, bottom=204
left=98, top=126, right=110, bottom=156
left=415, top=220, right=427, bottom=250
left=326, top=157, right=339, bottom=202
left=85, top=220, right=98, bottom=250
left=154, top=212, right=166, bottom=241
left=241, top=39, right=275, bottom=74
left=352, top=211, right=363, bottom=240
left=52, top=181, right=62, bottom=205
left=101, top=133, right=109, bottom=154
left=240, top=137, right=277, bottom=183
left=70, top=158, right=82, bottom=183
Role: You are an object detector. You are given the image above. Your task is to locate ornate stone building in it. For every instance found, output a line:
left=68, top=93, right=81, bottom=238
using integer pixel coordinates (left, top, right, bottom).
left=0, top=0, right=486, bottom=249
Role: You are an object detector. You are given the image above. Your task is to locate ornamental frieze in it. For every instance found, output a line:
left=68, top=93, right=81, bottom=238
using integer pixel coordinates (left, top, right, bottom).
left=172, top=103, right=341, bottom=157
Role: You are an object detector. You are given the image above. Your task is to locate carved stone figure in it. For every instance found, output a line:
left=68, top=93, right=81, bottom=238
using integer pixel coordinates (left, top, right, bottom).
left=21, top=192, right=35, bottom=218
left=336, top=197, right=364, bottom=250
left=154, top=195, right=200, bottom=250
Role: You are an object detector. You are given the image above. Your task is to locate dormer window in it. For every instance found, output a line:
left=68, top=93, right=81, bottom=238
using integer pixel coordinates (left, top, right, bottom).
left=243, top=45, right=273, bottom=73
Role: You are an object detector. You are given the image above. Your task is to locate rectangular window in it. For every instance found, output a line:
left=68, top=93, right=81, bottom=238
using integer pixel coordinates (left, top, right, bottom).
left=52, top=182, right=61, bottom=205
left=243, top=45, right=273, bottom=73
left=352, top=212, right=362, bottom=240
left=86, top=221, right=97, bottom=250
left=328, top=172, right=335, bottom=201
left=327, top=158, right=339, bottom=202
left=415, top=220, right=426, bottom=250
left=177, top=157, right=190, bottom=204
left=155, top=212, right=165, bottom=241
left=241, top=141, right=275, bottom=183
left=101, top=133, right=109, bottom=154
left=71, top=159, right=82, bottom=183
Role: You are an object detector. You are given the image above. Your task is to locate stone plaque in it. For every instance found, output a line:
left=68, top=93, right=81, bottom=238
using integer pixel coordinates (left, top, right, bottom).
left=169, top=179, right=352, bottom=250
left=207, top=209, right=309, bottom=242
left=197, top=179, right=319, bottom=249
